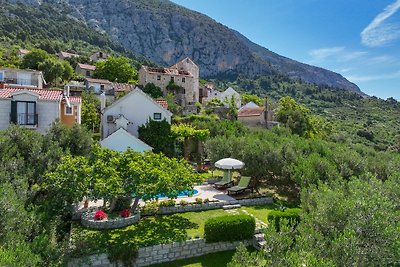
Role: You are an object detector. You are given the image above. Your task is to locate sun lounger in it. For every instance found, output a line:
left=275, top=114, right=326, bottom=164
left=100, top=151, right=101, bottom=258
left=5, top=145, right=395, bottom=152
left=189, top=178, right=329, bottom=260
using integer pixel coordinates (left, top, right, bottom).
left=214, top=171, right=234, bottom=188
left=227, top=176, right=252, bottom=195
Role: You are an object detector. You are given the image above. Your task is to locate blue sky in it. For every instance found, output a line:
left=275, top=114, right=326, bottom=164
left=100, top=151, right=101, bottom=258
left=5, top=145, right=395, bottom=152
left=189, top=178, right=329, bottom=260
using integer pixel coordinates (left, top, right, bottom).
left=171, top=0, right=400, bottom=100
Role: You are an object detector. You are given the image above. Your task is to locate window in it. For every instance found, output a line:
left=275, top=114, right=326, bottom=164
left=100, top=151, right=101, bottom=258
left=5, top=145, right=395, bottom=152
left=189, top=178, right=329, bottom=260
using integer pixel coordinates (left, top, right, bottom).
left=100, top=84, right=105, bottom=92
left=0, top=71, right=4, bottom=81
left=86, top=70, right=91, bottom=77
left=170, top=77, right=174, bottom=82
left=182, top=77, right=186, bottom=83
left=65, top=106, right=73, bottom=115
left=11, top=101, right=37, bottom=125
left=153, top=113, right=162, bottom=120
left=157, top=75, right=161, bottom=81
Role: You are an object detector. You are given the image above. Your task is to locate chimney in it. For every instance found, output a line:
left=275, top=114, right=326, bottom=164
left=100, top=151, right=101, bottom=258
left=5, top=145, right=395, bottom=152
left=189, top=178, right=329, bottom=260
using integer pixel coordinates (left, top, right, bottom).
left=64, top=85, right=70, bottom=97
left=100, top=92, right=106, bottom=111
left=264, top=97, right=269, bottom=123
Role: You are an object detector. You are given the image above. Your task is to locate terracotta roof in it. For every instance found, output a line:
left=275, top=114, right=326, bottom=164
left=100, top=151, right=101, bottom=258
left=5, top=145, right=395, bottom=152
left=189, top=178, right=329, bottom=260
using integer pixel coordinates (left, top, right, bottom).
left=143, top=66, right=193, bottom=77
left=77, top=63, right=96, bottom=71
left=155, top=99, right=168, bottom=109
left=68, top=96, right=82, bottom=103
left=85, top=78, right=111, bottom=84
left=0, top=88, right=63, bottom=101
left=112, top=82, right=135, bottom=92
left=238, top=107, right=265, bottom=117
left=60, top=51, right=80, bottom=58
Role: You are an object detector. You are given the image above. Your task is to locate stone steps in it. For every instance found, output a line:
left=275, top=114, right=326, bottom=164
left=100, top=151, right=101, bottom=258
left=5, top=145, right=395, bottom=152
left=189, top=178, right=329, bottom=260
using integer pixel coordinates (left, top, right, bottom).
left=253, top=231, right=266, bottom=251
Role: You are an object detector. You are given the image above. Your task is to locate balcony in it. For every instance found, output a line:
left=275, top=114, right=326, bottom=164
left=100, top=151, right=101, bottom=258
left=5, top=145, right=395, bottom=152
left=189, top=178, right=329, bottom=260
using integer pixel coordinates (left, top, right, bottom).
left=3, top=77, right=39, bottom=87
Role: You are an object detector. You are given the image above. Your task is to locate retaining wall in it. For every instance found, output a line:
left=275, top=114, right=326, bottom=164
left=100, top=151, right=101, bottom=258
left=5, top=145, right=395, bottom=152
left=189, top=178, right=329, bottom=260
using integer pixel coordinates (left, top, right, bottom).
left=69, top=238, right=253, bottom=267
left=81, top=212, right=141, bottom=230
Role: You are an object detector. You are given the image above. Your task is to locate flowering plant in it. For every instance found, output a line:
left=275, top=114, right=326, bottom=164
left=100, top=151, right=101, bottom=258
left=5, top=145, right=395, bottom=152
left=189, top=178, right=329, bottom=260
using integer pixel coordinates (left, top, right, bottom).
left=119, top=209, right=130, bottom=218
left=94, top=210, right=107, bottom=221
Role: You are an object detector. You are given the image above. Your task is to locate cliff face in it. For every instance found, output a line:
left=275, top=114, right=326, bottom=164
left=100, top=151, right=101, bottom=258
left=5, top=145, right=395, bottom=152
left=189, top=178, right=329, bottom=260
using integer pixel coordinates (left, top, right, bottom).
left=2, top=0, right=361, bottom=92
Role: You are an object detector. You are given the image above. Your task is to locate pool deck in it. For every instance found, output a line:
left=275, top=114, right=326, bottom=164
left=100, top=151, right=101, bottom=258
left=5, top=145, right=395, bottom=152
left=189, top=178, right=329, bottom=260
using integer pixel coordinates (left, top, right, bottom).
left=79, top=184, right=236, bottom=210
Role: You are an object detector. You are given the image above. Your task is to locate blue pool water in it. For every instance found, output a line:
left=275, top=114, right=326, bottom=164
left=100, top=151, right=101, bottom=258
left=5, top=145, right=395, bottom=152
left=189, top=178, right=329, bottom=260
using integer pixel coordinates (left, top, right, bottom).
left=136, top=189, right=199, bottom=199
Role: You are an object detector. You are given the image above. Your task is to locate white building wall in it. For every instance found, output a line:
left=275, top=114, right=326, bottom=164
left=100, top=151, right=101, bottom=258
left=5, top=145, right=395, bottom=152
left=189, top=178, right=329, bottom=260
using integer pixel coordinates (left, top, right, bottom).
left=36, top=101, right=60, bottom=133
left=0, top=100, right=11, bottom=130
left=102, top=91, right=172, bottom=138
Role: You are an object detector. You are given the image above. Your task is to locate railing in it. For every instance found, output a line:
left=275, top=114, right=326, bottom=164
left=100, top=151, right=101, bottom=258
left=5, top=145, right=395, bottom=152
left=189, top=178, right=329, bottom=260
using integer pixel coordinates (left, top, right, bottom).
left=10, top=113, right=38, bottom=126
left=3, top=77, right=39, bottom=87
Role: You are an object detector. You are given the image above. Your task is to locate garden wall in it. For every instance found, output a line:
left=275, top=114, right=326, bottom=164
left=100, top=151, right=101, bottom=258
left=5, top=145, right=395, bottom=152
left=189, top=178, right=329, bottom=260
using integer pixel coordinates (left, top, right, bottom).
left=69, top=238, right=253, bottom=267
left=81, top=212, right=141, bottom=230
left=152, top=197, right=274, bottom=215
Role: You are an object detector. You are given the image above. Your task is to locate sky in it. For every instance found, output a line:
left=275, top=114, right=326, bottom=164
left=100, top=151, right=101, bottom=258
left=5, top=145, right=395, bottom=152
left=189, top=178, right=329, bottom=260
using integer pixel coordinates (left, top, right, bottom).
left=171, top=0, right=400, bottom=100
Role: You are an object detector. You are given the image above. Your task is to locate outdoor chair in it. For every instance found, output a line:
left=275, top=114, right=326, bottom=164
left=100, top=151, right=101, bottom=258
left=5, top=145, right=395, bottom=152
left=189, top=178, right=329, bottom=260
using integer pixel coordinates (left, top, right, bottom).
left=214, top=171, right=234, bottom=188
left=227, top=176, right=252, bottom=195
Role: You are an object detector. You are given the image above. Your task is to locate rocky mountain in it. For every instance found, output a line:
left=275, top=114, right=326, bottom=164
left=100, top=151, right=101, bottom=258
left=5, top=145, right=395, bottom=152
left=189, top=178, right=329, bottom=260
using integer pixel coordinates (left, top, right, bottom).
left=1, top=0, right=361, bottom=92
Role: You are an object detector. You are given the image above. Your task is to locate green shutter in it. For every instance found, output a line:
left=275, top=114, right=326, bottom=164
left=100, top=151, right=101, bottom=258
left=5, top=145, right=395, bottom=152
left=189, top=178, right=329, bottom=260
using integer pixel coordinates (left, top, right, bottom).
left=10, top=101, right=17, bottom=123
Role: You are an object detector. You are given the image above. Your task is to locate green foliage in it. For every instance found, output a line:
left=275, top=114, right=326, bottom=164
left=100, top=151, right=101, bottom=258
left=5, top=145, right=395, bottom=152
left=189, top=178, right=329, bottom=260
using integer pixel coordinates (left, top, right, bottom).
left=138, top=119, right=175, bottom=156
left=0, top=241, right=42, bottom=267
left=113, top=197, right=132, bottom=212
left=143, top=83, right=164, bottom=98
left=81, top=91, right=101, bottom=132
left=204, top=215, right=255, bottom=243
left=267, top=208, right=301, bottom=231
left=241, top=94, right=263, bottom=106
left=171, top=123, right=210, bottom=141
left=227, top=243, right=266, bottom=267
left=207, top=97, right=224, bottom=107
left=94, top=56, right=137, bottom=83
left=22, top=48, right=50, bottom=69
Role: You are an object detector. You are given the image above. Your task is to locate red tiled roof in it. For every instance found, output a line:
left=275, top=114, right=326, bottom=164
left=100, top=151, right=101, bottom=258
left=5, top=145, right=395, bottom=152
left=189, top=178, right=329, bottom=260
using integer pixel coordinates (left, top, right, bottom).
left=143, top=66, right=193, bottom=77
left=112, top=82, right=135, bottom=92
left=155, top=99, right=168, bottom=109
left=0, top=88, right=63, bottom=101
left=68, top=96, right=81, bottom=103
left=238, top=107, right=265, bottom=117
left=86, top=78, right=111, bottom=84
left=78, top=63, right=96, bottom=71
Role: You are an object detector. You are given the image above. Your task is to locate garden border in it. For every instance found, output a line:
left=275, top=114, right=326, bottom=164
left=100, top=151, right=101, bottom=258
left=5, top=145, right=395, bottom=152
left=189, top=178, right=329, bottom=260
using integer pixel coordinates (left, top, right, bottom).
left=81, top=211, right=141, bottom=230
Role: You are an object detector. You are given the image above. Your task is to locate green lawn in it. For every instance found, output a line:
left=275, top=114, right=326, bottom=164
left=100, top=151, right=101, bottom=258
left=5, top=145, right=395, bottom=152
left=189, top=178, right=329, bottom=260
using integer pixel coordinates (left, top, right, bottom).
left=70, top=204, right=285, bottom=258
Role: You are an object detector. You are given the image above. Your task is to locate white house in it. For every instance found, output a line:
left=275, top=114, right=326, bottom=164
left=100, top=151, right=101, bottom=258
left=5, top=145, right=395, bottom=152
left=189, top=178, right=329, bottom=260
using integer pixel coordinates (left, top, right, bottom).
left=101, top=88, right=172, bottom=152
left=100, top=128, right=152, bottom=153
left=239, top=101, right=259, bottom=111
left=0, top=68, right=46, bottom=89
left=220, top=87, right=241, bottom=109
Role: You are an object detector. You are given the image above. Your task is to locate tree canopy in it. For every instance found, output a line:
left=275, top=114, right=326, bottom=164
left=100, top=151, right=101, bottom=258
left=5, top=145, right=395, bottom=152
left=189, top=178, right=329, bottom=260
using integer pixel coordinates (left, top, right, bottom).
left=93, top=56, right=137, bottom=83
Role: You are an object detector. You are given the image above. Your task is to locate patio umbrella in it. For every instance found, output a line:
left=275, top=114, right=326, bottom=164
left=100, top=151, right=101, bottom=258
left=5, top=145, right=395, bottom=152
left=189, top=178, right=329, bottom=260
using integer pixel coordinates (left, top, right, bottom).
left=215, top=158, right=245, bottom=169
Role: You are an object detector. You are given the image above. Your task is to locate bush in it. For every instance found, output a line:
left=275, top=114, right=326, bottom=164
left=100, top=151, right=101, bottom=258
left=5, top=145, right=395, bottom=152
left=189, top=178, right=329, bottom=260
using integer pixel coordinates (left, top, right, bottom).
left=158, top=199, right=176, bottom=207
left=204, top=215, right=255, bottom=243
left=140, top=200, right=158, bottom=214
left=179, top=200, right=188, bottom=206
left=195, top=198, right=203, bottom=204
left=113, top=197, right=132, bottom=212
left=267, top=208, right=301, bottom=231
left=119, top=209, right=130, bottom=218
left=94, top=210, right=107, bottom=221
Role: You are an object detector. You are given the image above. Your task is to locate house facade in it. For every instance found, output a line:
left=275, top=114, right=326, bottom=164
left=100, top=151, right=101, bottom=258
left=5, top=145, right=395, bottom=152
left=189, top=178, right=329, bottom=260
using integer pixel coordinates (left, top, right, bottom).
left=85, top=78, right=113, bottom=94
left=138, top=57, right=199, bottom=114
left=59, top=51, right=80, bottom=60
left=238, top=106, right=278, bottom=129
left=90, top=51, right=108, bottom=62
left=0, top=68, right=45, bottom=89
left=76, top=63, right=96, bottom=78
left=0, top=86, right=81, bottom=133
left=101, top=88, right=172, bottom=140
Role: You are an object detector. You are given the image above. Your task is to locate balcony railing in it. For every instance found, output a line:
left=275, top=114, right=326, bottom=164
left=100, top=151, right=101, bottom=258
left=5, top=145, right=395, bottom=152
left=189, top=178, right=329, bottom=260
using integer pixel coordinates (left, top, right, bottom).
left=10, top=113, right=38, bottom=126
left=3, top=77, right=39, bottom=87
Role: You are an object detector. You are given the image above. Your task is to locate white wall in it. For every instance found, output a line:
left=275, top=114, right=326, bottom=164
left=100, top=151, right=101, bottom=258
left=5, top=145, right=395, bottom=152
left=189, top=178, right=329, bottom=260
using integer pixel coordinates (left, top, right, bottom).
left=102, top=90, right=172, bottom=138
left=36, top=101, right=60, bottom=133
left=0, top=100, right=11, bottom=131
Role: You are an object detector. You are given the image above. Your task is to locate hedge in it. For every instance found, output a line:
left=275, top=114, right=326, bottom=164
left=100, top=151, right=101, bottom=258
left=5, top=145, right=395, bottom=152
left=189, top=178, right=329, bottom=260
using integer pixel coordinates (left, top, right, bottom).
left=268, top=208, right=301, bottom=231
left=204, top=215, right=255, bottom=243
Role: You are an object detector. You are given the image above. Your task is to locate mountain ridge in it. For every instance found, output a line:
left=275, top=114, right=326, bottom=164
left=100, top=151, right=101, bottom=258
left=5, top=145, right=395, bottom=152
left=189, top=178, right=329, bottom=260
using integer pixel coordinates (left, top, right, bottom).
left=1, top=0, right=361, bottom=93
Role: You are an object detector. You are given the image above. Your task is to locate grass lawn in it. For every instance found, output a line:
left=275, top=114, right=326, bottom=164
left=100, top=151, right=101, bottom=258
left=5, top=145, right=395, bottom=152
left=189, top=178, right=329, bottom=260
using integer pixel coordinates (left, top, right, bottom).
left=70, top=204, right=291, bottom=258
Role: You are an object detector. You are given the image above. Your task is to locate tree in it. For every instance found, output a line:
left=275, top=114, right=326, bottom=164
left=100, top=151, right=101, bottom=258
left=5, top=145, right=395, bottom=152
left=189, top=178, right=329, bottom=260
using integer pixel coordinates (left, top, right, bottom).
left=172, top=123, right=210, bottom=160
left=38, top=58, right=64, bottom=85
left=241, top=94, right=263, bottom=106
left=93, top=56, right=136, bottom=83
left=21, top=49, right=51, bottom=70
left=81, top=91, right=101, bottom=132
left=138, top=119, right=175, bottom=157
left=143, top=83, right=163, bottom=98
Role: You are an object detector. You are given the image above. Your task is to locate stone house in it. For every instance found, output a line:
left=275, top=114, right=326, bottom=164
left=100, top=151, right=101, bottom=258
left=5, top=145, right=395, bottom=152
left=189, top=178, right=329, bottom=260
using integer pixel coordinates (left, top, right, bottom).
left=0, top=85, right=81, bottom=133
left=58, top=51, right=80, bottom=60
left=76, top=63, right=96, bottom=78
left=85, top=78, right=113, bottom=95
left=101, top=88, right=172, bottom=152
left=138, top=57, right=199, bottom=115
left=0, top=68, right=46, bottom=89
left=238, top=105, right=278, bottom=129
left=90, top=51, right=108, bottom=62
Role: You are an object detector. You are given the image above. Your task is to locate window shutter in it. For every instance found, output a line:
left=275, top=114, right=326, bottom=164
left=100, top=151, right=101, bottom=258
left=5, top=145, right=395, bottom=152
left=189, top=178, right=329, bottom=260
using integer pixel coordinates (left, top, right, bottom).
left=10, top=101, right=17, bottom=123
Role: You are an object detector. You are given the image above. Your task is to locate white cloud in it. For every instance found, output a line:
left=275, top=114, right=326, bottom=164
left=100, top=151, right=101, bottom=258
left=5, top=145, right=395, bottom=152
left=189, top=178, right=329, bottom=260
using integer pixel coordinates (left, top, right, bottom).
left=308, top=47, right=367, bottom=63
left=345, top=70, right=400, bottom=82
left=361, top=0, right=400, bottom=47
left=308, top=47, right=344, bottom=61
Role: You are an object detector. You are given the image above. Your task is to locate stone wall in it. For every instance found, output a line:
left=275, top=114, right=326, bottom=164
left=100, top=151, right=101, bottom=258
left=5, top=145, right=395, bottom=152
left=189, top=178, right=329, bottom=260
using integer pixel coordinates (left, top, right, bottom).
left=81, top=212, right=141, bottom=230
left=69, top=238, right=253, bottom=267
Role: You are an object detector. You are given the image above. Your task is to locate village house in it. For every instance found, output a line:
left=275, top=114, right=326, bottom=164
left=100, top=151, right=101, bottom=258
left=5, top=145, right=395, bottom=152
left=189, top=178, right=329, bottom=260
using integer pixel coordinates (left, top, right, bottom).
left=100, top=88, right=172, bottom=152
left=58, top=51, right=80, bottom=60
left=76, top=63, right=96, bottom=78
left=139, top=57, right=199, bottom=115
left=238, top=102, right=278, bottom=129
left=0, top=84, right=81, bottom=133
left=203, top=86, right=242, bottom=109
left=90, top=51, right=108, bottom=62
left=17, top=48, right=30, bottom=58
left=0, top=68, right=46, bottom=89
left=85, top=77, right=113, bottom=94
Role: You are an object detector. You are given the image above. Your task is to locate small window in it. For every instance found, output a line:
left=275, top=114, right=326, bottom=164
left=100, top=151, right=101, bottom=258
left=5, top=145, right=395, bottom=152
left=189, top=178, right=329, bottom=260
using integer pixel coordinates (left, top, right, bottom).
left=153, top=113, right=162, bottom=120
left=86, top=70, right=91, bottom=77
left=0, top=71, right=4, bottom=81
left=157, top=75, right=161, bottom=81
left=65, top=106, right=73, bottom=115
left=182, top=77, right=186, bottom=83
left=100, top=84, right=105, bottom=92
left=170, top=77, right=174, bottom=82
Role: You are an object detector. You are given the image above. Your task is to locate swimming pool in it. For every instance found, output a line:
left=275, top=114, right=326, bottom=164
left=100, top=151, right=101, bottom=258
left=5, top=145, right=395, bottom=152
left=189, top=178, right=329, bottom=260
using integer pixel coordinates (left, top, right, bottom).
left=137, top=189, right=199, bottom=200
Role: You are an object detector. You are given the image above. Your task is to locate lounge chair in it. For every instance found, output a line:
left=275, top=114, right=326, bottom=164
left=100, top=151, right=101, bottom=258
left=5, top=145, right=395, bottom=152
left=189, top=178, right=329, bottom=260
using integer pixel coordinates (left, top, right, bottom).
left=227, top=176, right=252, bottom=195
left=214, top=171, right=234, bottom=188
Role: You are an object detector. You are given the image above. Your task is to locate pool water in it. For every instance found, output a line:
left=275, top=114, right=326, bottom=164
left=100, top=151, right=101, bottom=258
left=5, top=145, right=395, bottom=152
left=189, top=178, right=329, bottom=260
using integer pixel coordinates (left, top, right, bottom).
left=136, top=189, right=199, bottom=199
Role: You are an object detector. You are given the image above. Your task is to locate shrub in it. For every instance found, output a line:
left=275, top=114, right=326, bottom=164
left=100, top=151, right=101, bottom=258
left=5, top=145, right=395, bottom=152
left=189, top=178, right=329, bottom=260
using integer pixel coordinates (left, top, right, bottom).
left=179, top=200, right=188, bottom=206
left=203, top=198, right=210, bottom=203
left=113, top=197, right=132, bottom=212
left=140, top=200, right=158, bottom=214
left=158, top=199, right=176, bottom=207
left=195, top=198, right=203, bottom=204
left=94, top=210, right=107, bottom=221
left=119, top=209, right=130, bottom=218
left=267, top=208, right=301, bottom=231
left=204, top=215, right=255, bottom=243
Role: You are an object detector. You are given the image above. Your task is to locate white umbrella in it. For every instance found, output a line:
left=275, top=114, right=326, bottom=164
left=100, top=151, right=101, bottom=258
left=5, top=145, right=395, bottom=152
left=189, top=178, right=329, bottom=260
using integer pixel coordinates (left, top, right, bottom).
left=215, top=158, right=244, bottom=169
